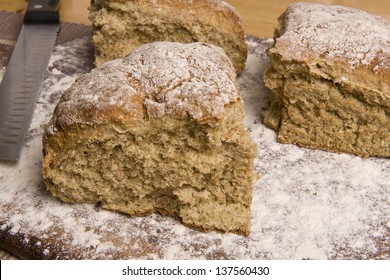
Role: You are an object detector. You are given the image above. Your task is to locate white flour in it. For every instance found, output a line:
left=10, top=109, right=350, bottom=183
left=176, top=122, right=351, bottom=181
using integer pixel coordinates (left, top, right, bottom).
left=275, top=3, right=390, bottom=69
left=48, top=41, right=239, bottom=131
left=0, top=36, right=389, bottom=259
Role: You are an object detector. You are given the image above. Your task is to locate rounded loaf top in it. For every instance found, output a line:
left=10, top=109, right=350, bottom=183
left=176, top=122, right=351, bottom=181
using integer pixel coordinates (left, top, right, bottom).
left=274, top=2, right=390, bottom=71
left=105, top=0, right=243, bottom=24
left=48, top=41, right=240, bottom=133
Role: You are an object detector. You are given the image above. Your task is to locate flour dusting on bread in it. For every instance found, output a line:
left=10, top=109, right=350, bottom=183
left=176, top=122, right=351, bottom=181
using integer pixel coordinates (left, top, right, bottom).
left=275, top=3, right=390, bottom=69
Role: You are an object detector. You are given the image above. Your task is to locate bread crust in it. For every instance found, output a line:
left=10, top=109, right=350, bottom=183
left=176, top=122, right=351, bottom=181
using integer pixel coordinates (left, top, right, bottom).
left=272, top=3, right=390, bottom=89
left=101, top=0, right=244, bottom=23
left=44, top=42, right=239, bottom=132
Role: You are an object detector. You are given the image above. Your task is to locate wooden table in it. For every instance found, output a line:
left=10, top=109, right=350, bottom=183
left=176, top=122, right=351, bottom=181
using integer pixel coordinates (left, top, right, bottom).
left=1, top=0, right=390, bottom=37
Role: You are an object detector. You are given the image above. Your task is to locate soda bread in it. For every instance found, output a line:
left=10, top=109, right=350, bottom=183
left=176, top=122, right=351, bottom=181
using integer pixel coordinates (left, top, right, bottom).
left=263, top=3, right=390, bottom=158
left=89, top=0, right=248, bottom=74
left=42, top=42, right=257, bottom=235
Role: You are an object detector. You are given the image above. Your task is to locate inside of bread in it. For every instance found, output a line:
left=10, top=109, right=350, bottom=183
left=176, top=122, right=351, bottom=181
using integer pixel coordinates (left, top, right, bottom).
left=43, top=104, right=255, bottom=235
left=90, top=1, right=247, bottom=73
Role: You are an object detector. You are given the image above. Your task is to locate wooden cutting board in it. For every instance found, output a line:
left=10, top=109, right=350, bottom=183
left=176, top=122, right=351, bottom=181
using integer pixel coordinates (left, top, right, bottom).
left=0, top=15, right=389, bottom=259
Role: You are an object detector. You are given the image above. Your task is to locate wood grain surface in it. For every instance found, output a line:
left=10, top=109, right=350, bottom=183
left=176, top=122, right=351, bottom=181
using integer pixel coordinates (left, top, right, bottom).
left=1, top=0, right=390, bottom=37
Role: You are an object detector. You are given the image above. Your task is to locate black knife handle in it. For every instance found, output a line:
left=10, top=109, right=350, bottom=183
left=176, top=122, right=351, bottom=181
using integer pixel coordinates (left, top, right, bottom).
left=24, top=0, right=61, bottom=24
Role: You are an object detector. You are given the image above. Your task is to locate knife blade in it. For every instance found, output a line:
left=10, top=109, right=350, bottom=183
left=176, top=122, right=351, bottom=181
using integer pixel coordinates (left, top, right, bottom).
left=0, top=0, right=60, bottom=161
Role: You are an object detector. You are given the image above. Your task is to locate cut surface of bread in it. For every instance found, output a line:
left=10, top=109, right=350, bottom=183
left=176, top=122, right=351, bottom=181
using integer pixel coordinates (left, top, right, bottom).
left=263, top=3, right=390, bottom=158
left=42, top=42, right=257, bottom=235
left=89, top=0, right=248, bottom=74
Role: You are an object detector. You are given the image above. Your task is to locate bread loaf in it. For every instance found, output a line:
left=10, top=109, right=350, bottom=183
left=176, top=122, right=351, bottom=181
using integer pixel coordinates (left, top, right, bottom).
left=42, top=41, right=257, bottom=235
left=89, top=0, right=248, bottom=74
left=263, top=3, right=390, bottom=158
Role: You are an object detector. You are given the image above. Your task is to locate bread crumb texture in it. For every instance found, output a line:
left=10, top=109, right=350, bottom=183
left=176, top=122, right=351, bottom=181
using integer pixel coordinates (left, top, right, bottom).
left=264, top=2, right=390, bottom=158
left=89, top=0, right=248, bottom=74
left=42, top=42, right=257, bottom=235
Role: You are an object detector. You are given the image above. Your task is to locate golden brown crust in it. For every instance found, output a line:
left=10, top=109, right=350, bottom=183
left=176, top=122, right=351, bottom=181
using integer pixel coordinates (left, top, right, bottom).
left=272, top=2, right=390, bottom=87
left=45, top=42, right=239, bottom=135
left=109, top=0, right=244, bottom=25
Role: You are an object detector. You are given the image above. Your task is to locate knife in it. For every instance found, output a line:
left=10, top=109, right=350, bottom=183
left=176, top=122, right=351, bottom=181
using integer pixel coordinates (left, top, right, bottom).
left=0, top=0, right=60, bottom=161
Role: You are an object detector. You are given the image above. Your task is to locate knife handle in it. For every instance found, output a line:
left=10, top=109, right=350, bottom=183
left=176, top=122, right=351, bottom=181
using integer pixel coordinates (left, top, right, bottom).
left=24, top=0, right=61, bottom=24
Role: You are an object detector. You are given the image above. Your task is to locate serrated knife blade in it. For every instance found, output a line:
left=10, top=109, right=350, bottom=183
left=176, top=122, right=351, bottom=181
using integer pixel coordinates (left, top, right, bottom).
left=0, top=0, right=60, bottom=161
